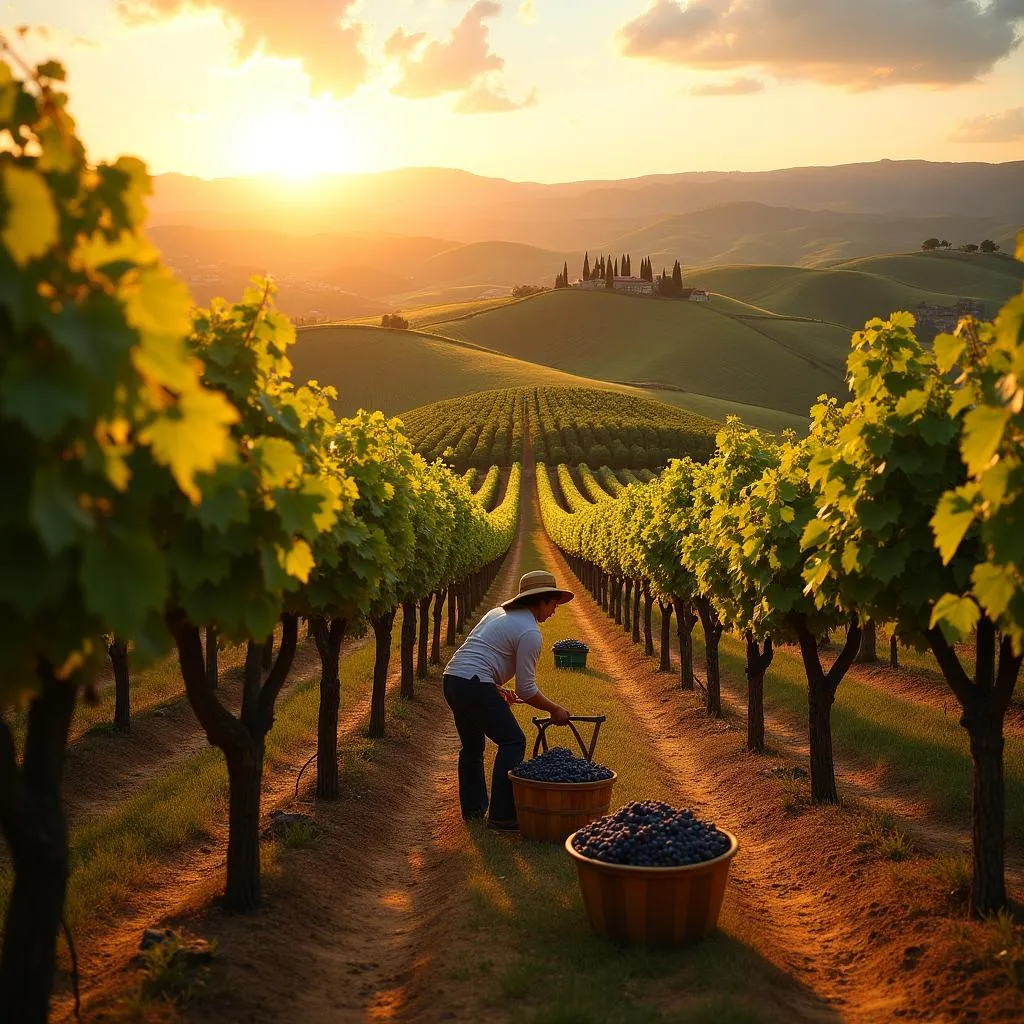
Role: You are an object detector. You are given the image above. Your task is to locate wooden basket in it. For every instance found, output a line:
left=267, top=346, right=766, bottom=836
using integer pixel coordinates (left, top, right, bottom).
left=565, top=829, right=738, bottom=945
left=511, top=773, right=616, bottom=842
left=510, top=715, right=614, bottom=842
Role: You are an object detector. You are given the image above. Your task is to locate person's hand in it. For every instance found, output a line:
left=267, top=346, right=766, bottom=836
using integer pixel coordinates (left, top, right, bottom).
left=551, top=705, right=571, bottom=725
left=499, top=688, right=523, bottom=705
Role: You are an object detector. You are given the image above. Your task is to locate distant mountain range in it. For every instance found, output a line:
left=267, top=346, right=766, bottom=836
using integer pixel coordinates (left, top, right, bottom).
left=147, top=160, right=1023, bottom=320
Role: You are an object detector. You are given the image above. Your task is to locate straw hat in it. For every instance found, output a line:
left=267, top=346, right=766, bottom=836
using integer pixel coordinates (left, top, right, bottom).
left=501, top=570, right=574, bottom=610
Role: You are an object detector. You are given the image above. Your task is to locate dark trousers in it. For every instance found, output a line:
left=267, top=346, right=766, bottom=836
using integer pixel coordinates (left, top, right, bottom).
left=443, top=674, right=526, bottom=823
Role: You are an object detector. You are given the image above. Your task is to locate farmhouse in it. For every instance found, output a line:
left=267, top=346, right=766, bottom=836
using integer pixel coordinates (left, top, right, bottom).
left=613, top=276, right=654, bottom=295
left=680, top=288, right=710, bottom=302
left=914, top=297, right=984, bottom=334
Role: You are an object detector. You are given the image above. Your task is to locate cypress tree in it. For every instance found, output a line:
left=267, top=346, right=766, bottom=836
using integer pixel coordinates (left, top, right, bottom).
left=614, top=258, right=619, bottom=277
left=672, top=259, right=683, bottom=292
left=583, top=251, right=590, bottom=281
left=605, top=259, right=614, bottom=289
left=563, top=260, right=569, bottom=287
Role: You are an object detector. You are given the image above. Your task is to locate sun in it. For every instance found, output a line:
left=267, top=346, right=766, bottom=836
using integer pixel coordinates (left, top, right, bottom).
left=238, top=106, right=357, bottom=181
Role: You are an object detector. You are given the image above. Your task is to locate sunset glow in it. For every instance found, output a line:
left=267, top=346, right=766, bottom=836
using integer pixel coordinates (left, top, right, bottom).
left=6, top=0, right=1024, bottom=183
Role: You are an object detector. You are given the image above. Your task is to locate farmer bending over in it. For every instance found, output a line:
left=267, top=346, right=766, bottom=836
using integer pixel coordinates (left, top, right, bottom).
left=443, top=570, right=574, bottom=831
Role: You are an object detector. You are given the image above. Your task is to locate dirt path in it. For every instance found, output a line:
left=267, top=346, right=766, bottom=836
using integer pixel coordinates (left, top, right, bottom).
left=57, top=649, right=388, bottom=1022
left=139, top=478, right=528, bottom=1024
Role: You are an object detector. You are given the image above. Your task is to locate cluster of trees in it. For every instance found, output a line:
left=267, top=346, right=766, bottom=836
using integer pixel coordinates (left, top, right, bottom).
left=538, top=270, right=1024, bottom=919
left=512, top=283, right=546, bottom=298
left=655, top=260, right=685, bottom=296
left=0, top=57, right=520, bottom=1018
left=554, top=261, right=570, bottom=288
left=380, top=312, right=410, bottom=329
left=922, top=238, right=1001, bottom=253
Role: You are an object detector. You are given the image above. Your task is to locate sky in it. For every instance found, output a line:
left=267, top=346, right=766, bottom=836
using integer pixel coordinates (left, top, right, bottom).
left=6, top=0, right=1024, bottom=183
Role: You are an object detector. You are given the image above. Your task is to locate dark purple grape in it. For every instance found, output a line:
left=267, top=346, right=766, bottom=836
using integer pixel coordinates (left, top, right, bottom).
left=510, top=746, right=612, bottom=783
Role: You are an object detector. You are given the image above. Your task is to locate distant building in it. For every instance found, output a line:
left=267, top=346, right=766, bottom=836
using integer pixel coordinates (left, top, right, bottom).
left=680, top=288, right=710, bottom=303
left=576, top=278, right=605, bottom=290
left=914, top=298, right=984, bottom=335
left=613, top=276, right=654, bottom=295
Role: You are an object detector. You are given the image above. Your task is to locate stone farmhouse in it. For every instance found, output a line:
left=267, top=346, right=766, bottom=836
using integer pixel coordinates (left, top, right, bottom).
left=914, top=298, right=984, bottom=335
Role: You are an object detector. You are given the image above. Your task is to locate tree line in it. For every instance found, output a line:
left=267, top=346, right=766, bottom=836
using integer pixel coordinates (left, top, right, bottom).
left=922, top=238, right=1001, bottom=253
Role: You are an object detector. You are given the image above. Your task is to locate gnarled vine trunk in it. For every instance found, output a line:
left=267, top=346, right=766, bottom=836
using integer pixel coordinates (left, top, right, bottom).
left=417, top=595, right=432, bottom=679
left=205, top=625, right=219, bottom=689
left=310, top=615, right=345, bottom=800
left=694, top=596, right=723, bottom=717
left=108, top=636, right=131, bottom=733
left=369, top=610, right=396, bottom=738
left=631, top=579, right=642, bottom=644
left=671, top=598, right=696, bottom=691
left=642, top=582, right=654, bottom=656
left=791, top=614, right=862, bottom=805
left=927, top=620, right=1022, bottom=916
left=856, top=620, right=878, bottom=663
left=744, top=634, right=774, bottom=754
left=174, top=613, right=299, bottom=912
left=658, top=600, right=673, bottom=672
left=0, top=665, right=77, bottom=1024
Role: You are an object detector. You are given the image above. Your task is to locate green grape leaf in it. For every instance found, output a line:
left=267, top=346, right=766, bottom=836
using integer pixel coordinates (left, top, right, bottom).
left=931, top=486, right=977, bottom=564
left=971, top=562, right=1015, bottom=620
left=932, top=333, right=966, bottom=374
left=961, top=404, right=1011, bottom=476
left=929, top=593, right=980, bottom=644
left=2, top=164, right=59, bottom=265
left=140, top=386, right=238, bottom=502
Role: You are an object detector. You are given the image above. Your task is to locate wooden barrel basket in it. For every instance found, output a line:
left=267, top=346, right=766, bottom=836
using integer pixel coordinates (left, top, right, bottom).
left=565, top=829, right=739, bottom=946
left=511, top=716, right=616, bottom=843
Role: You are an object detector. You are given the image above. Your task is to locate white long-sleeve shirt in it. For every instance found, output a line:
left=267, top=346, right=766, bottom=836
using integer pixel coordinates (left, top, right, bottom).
left=444, top=607, right=542, bottom=699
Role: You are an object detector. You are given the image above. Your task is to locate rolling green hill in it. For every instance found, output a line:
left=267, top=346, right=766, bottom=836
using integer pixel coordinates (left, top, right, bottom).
left=289, top=324, right=636, bottom=416
left=683, top=253, right=1021, bottom=330
left=424, top=288, right=848, bottom=415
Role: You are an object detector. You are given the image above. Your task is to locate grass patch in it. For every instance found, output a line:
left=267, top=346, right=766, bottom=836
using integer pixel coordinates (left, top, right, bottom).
left=859, top=809, right=914, bottom=862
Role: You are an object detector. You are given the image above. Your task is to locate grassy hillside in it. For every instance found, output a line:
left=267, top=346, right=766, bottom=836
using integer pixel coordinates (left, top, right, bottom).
left=826, top=250, right=1024, bottom=302
left=426, top=288, right=848, bottom=415
left=289, top=324, right=633, bottom=416
left=685, top=254, right=1020, bottom=330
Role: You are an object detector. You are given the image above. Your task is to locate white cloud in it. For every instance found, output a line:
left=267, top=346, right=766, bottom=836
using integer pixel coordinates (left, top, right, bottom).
left=619, top=0, right=1024, bottom=89
left=454, top=81, right=538, bottom=112
left=689, top=76, right=764, bottom=96
left=115, top=0, right=369, bottom=96
left=951, top=105, right=1024, bottom=142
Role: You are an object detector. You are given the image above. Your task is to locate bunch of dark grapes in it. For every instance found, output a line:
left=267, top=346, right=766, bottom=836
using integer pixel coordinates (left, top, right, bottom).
left=571, top=800, right=731, bottom=867
left=510, top=746, right=613, bottom=783
left=552, top=639, right=588, bottom=654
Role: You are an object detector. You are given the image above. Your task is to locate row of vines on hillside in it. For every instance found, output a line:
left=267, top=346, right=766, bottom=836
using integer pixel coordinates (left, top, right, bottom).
left=536, top=252, right=1024, bottom=920
left=400, top=387, right=525, bottom=471
left=402, top=386, right=717, bottom=473
left=532, top=387, right=716, bottom=469
left=0, top=56, right=520, bottom=1021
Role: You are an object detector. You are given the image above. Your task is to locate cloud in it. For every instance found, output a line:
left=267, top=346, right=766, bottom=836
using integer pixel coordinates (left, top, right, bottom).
left=114, top=0, right=369, bottom=96
left=389, top=1, right=505, bottom=98
left=454, top=82, right=538, bottom=113
left=951, top=105, right=1024, bottom=142
left=689, top=76, right=764, bottom=96
left=618, top=0, right=1024, bottom=89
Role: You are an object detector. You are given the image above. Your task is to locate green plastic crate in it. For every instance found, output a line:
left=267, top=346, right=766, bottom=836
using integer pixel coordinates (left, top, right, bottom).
left=554, top=650, right=588, bottom=669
